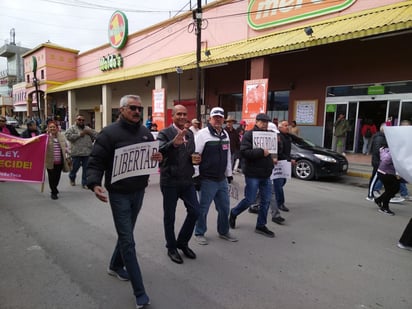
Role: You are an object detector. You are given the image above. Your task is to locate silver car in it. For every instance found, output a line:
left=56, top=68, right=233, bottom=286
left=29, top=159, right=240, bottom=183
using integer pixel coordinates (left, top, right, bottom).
left=6, top=116, right=19, bottom=128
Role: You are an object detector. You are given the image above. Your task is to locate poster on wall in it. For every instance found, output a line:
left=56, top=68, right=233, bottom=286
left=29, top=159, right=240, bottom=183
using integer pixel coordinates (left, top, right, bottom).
left=242, top=79, right=268, bottom=130
left=293, top=100, right=318, bottom=125
left=152, top=88, right=166, bottom=131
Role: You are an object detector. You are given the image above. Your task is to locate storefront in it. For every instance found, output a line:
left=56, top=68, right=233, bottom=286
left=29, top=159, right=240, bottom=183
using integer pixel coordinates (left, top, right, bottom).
left=23, top=0, right=411, bottom=150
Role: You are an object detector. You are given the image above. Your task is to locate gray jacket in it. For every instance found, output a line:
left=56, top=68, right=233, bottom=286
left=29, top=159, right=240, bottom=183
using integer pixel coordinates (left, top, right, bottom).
left=65, top=124, right=97, bottom=156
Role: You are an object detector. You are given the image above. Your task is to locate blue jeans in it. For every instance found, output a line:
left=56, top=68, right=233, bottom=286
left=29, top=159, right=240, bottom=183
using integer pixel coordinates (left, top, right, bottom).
left=109, top=190, right=148, bottom=298
left=69, top=155, right=89, bottom=186
left=195, top=178, right=230, bottom=236
left=273, top=178, right=287, bottom=207
left=231, top=177, right=271, bottom=227
left=400, top=182, right=409, bottom=197
left=161, top=184, right=199, bottom=249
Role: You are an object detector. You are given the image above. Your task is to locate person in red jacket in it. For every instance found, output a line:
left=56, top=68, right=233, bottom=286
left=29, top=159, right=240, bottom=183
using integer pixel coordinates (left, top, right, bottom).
left=361, top=119, right=377, bottom=155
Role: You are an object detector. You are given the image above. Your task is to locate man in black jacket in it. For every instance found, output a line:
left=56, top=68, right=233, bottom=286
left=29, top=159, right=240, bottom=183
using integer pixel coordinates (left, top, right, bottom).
left=87, top=94, right=162, bottom=309
left=272, top=120, right=296, bottom=213
left=157, top=105, right=200, bottom=264
left=229, top=113, right=276, bottom=237
left=21, top=120, right=41, bottom=138
left=366, top=123, right=387, bottom=200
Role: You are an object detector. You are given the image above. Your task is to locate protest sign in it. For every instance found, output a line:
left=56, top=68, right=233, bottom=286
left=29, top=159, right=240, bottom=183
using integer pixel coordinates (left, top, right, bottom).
left=111, top=140, right=159, bottom=184
left=384, top=126, right=412, bottom=183
left=252, top=131, right=277, bottom=154
left=270, top=160, right=291, bottom=179
left=0, top=133, right=48, bottom=183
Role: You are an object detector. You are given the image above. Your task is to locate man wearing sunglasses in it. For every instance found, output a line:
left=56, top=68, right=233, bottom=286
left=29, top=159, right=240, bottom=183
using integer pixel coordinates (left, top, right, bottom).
left=86, top=94, right=162, bottom=309
left=65, top=114, right=97, bottom=188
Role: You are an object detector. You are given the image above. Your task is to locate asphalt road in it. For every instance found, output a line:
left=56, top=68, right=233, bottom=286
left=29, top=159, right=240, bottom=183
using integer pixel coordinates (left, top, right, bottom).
left=0, top=173, right=411, bottom=309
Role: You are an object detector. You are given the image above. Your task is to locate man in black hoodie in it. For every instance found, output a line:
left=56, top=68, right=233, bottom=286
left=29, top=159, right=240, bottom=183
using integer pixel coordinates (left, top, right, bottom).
left=229, top=113, right=276, bottom=238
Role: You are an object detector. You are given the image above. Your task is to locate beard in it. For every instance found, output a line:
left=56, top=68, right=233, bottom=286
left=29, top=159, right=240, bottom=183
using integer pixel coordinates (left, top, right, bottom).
left=78, top=123, right=85, bottom=129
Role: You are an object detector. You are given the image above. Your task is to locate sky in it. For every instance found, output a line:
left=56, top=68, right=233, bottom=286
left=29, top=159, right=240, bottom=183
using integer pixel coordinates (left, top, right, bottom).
left=0, top=0, right=213, bottom=70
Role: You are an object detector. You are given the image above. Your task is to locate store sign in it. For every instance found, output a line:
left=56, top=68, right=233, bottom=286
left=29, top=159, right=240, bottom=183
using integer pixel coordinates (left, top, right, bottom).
left=99, top=54, right=123, bottom=71
left=247, top=0, right=357, bottom=30
left=368, top=85, right=385, bottom=95
left=108, top=10, right=128, bottom=49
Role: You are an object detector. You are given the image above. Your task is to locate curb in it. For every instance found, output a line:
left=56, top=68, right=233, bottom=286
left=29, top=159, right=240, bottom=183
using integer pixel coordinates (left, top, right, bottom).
left=347, top=170, right=371, bottom=179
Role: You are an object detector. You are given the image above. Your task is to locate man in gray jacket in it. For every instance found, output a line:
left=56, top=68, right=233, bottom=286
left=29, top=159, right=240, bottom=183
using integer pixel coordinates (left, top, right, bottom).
left=65, top=114, right=97, bottom=188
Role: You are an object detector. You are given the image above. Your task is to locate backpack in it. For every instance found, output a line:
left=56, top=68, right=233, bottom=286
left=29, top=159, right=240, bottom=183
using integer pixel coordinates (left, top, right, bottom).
left=365, top=127, right=372, bottom=138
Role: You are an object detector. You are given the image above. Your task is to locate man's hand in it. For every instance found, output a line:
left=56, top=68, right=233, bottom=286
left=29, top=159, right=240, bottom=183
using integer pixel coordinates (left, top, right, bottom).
left=263, top=149, right=270, bottom=157
left=173, top=129, right=187, bottom=147
left=151, top=151, right=163, bottom=162
left=93, top=186, right=108, bottom=203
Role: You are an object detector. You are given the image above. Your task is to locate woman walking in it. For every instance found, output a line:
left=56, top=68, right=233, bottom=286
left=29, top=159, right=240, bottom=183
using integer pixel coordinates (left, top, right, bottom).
left=45, top=121, right=70, bottom=200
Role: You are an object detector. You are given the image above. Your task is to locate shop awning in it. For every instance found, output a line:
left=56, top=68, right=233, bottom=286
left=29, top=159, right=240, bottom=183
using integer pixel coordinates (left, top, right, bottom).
left=48, top=1, right=412, bottom=93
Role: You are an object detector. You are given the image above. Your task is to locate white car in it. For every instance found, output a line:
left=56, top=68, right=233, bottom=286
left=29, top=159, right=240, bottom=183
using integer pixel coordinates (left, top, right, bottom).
left=6, top=116, right=19, bottom=128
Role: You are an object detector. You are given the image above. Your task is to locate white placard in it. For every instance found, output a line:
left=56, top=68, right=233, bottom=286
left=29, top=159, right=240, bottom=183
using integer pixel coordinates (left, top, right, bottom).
left=252, top=131, right=277, bottom=154
left=270, top=160, right=291, bottom=179
left=111, top=141, right=159, bottom=184
left=384, top=126, right=412, bottom=183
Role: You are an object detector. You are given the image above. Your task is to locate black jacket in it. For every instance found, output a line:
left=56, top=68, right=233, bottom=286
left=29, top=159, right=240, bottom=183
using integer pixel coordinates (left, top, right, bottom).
left=370, top=131, right=387, bottom=168
left=278, top=132, right=293, bottom=161
left=240, top=125, right=274, bottom=178
left=21, top=128, right=41, bottom=138
left=87, top=117, right=154, bottom=193
left=157, top=125, right=195, bottom=186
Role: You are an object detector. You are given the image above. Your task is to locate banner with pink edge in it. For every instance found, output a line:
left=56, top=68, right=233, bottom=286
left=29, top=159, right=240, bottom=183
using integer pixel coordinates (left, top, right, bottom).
left=0, top=133, right=48, bottom=183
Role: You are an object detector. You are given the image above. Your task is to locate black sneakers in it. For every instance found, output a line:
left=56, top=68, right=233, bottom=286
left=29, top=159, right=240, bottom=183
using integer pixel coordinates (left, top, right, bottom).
left=278, top=204, right=289, bottom=212
left=229, top=211, right=236, bottom=229
left=248, top=204, right=259, bottom=213
left=378, top=207, right=395, bottom=216
left=271, top=216, right=285, bottom=225
left=255, top=225, right=275, bottom=238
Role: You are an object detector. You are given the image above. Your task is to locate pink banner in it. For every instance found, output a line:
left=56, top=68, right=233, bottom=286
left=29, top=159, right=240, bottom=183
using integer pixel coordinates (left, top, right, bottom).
left=0, top=133, right=48, bottom=183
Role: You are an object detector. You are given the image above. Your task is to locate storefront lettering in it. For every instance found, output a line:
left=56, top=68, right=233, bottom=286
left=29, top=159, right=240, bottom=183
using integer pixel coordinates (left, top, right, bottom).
left=248, top=0, right=356, bottom=29
left=99, top=54, right=123, bottom=71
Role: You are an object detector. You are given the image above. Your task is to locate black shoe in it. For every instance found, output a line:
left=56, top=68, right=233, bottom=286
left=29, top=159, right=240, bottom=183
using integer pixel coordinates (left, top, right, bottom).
left=374, top=198, right=382, bottom=208
left=378, top=207, right=395, bottom=216
left=271, top=216, right=285, bottom=225
left=167, top=249, right=183, bottom=264
left=278, top=204, right=289, bottom=212
left=248, top=204, right=259, bottom=214
left=177, top=245, right=196, bottom=259
left=229, top=211, right=236, bottom=229
left=255, top=225, right=275, bottom=238
left=51, top=193, right=58, bottom=200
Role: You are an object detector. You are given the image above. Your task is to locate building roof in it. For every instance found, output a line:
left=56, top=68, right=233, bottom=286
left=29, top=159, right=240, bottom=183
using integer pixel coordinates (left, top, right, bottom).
left=48, top=1, right=412, bottom=94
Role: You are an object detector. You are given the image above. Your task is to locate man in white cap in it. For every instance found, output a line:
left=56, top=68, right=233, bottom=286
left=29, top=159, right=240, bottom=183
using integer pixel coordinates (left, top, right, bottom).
left=194, top=107, right=238, bottom=245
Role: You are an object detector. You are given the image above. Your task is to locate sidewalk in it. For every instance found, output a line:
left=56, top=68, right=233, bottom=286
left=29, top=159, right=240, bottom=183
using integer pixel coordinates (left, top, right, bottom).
left=345, top=153, right=373, bottom=179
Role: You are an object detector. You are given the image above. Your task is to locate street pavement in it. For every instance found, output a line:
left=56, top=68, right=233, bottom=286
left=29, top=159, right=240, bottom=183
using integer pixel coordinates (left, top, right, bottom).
left=0, top=171, right=411, bottom=309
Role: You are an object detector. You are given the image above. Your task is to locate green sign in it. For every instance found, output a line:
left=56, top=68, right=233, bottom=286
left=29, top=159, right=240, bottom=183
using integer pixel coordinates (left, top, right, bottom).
left=368, top=85, right=385, bottom=95
left=326, top=105, right=336, bottom=112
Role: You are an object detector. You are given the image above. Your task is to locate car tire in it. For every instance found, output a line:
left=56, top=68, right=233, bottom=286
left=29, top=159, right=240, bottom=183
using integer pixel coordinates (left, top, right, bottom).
left=293, top=159, right=315, bottom=180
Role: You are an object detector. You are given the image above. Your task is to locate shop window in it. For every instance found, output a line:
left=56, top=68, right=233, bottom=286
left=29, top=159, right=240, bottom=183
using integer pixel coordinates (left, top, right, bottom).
left=41, top=70, right=44, bottom=79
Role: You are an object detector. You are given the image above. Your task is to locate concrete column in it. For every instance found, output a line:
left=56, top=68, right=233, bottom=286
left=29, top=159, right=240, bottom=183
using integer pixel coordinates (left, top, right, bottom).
left=67, top=90, right=76, bottom=126
left=250, top=57, right=270, bottom=79
left=102, top=85, right=112, bottom=128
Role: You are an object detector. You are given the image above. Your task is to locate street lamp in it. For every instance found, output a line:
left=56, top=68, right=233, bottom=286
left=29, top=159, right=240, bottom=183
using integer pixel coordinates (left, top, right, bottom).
left=176, top=67, right=183, bottom=104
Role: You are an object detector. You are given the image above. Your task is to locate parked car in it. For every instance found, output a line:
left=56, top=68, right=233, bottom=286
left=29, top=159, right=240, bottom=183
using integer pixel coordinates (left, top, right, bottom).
left=290, top=137, right=348, bottom=180
left=6, top=116, right=19, bottom=128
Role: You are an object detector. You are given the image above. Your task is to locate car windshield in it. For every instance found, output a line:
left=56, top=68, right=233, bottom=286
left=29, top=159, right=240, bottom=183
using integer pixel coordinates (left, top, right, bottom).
left=293, top=137, right=317, bottom=148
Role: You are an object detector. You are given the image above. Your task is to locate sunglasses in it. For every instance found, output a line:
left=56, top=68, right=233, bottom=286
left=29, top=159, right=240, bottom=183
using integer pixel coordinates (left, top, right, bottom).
left=127, top=105, right=143, bottom=112
left=76, top=119, right=85, bottom=121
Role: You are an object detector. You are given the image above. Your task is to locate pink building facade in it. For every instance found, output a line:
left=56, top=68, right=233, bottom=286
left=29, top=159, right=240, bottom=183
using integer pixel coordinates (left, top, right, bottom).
left=20, top=0, right=412, bottom=150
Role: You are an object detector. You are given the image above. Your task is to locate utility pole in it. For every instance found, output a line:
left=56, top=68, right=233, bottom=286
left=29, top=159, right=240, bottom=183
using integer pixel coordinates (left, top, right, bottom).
left=195, top=0, right=202, bottom=120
